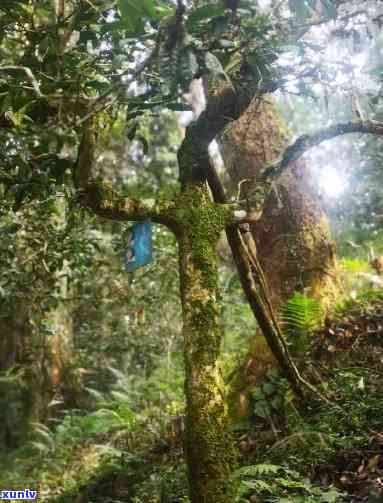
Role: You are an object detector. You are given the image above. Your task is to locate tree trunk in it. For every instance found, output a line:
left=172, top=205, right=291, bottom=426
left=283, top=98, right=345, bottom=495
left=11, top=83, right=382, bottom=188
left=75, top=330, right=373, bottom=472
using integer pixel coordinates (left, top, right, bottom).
left=0, top=200, right=73, bottom=448
left=177, top=185, right=237, bottom=503
left=222, top=99, right=338, bottom=311
left=221, top=99, right=338, bottom=416
left=75, top=115, right=241, bottom=503
left=183, top=79, right=308, bottom=399
left=0, top=307, right=32, bottom=448
left=0, top=300, right=72, bottom=447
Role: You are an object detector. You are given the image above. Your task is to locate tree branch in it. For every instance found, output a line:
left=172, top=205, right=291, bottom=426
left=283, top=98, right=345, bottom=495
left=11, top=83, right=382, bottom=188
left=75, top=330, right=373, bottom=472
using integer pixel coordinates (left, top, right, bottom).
left=76, top=44, right=159, bottom=127
left=177, top=74, right=308, bottom=393
left=0, top=66, right=45, bottom=99
left=178, top=76, right=264, bottom=187
left=259, top=119, right=383, bottom=181
left=74, top=122, right=178, bottom=229
left=177, top=64, right=319, bottom=187
left=294, top=8, right=367, bottom=32
left=201, top=153, right=306, bottom=396
left=258, top=66, right=319, bottom=94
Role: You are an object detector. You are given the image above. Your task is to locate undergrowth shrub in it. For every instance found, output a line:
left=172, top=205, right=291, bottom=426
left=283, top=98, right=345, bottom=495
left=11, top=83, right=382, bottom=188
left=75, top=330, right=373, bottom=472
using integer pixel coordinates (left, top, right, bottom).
left=235, top=463, right=344, bottom=502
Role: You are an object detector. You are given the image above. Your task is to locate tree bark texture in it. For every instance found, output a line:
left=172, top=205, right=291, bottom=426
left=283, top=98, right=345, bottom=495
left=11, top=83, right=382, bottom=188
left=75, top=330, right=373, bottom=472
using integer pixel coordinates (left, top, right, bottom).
left=221, top=99, right=338, bottom=310
left=177, top=186, right=237, bottom=503
left=0, top=300, right=72, bottom=447
left=0, top=202, right=72, bottom=447
left=220, top=99, right=338, bottom=415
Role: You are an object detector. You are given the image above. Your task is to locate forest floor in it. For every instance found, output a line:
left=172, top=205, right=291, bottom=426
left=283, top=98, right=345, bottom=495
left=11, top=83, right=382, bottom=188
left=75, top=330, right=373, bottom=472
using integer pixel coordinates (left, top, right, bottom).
left=1, top=294, right=383, bottom=502
left=306, top=295, right=383, bottom=502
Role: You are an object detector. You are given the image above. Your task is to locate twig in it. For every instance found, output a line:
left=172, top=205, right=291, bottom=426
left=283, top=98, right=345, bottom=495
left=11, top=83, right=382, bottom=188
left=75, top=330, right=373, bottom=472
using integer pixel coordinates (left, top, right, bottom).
left=76, top=46, right=158, bottom=126
left=236, top=178, right=251, bottom=201
left=0, top=66, right=45, bottom=99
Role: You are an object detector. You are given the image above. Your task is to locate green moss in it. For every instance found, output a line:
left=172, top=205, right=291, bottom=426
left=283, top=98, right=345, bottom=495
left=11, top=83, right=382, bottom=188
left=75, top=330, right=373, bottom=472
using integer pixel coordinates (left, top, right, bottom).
left=184, top=399, right=238, bottom=502
left=175, top=186, right=230, bottom=290
left=174, top=183, right=238, bottom=502
left=273, top=107, right=293, bottom=144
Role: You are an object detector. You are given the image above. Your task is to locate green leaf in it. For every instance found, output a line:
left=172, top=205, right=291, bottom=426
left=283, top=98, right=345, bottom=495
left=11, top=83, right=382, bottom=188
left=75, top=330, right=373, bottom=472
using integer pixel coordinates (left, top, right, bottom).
left=118, top=0, right=158, bottom=27
left=186, top=4, right=226, bottom=30
left=237, top=463, right=282, bottom=477
left=118, top=0, right=142, bottom=32
left=251, top=388, right=265, bottom=401
left=270, top=396, right=282, bottom=410
left=205, top=52, right=224, bottom=77
left=155, top=3, right=173, bottom=20
left=321, top=488, right=343, bottom=502
left=141, top=0, right=157, bottom=20
left=281, top=291, right=323, bottom=339
left=254, top=400, right=270, bottom=419
left=85, top=79, right=111, bottom=92
left=118, top=0, right=139, bottom=18
left=29, top=441, right=51, bottom=453
left=262, top=382, right=275, bottom=396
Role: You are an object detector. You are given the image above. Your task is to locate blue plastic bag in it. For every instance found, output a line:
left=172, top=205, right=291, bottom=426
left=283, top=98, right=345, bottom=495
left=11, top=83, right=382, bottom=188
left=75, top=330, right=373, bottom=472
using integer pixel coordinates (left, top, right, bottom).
left=124, top=221, right=153, bottom=272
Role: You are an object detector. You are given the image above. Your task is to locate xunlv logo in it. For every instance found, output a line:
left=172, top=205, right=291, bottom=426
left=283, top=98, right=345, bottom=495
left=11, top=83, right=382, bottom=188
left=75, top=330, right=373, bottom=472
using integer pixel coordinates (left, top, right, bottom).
left=0, top=490, right=38, bottom=500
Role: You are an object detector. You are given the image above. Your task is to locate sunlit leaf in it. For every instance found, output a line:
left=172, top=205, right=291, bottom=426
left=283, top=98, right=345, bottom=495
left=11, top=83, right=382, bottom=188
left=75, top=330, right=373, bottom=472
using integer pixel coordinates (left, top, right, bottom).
left=205, top=52, right=224, bottom=77
left=141, top=0, right=157, bottom=20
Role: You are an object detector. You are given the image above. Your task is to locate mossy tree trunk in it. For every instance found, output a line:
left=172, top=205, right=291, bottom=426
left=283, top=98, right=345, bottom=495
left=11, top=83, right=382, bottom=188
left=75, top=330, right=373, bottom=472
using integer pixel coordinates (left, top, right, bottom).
left=177, top=186, right=237, bottom=503
left=75, top=63, right=314, bottom=501
left=76, top=122, right=243, bottom=501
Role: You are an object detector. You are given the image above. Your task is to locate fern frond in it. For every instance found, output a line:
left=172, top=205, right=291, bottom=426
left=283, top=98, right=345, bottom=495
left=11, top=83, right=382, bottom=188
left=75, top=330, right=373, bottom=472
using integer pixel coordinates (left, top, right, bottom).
left=237, top=463, right=282, bottom=477
left=281, top=291, right=323, bottom=352
left=281, top=292, right=323, bottom=337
